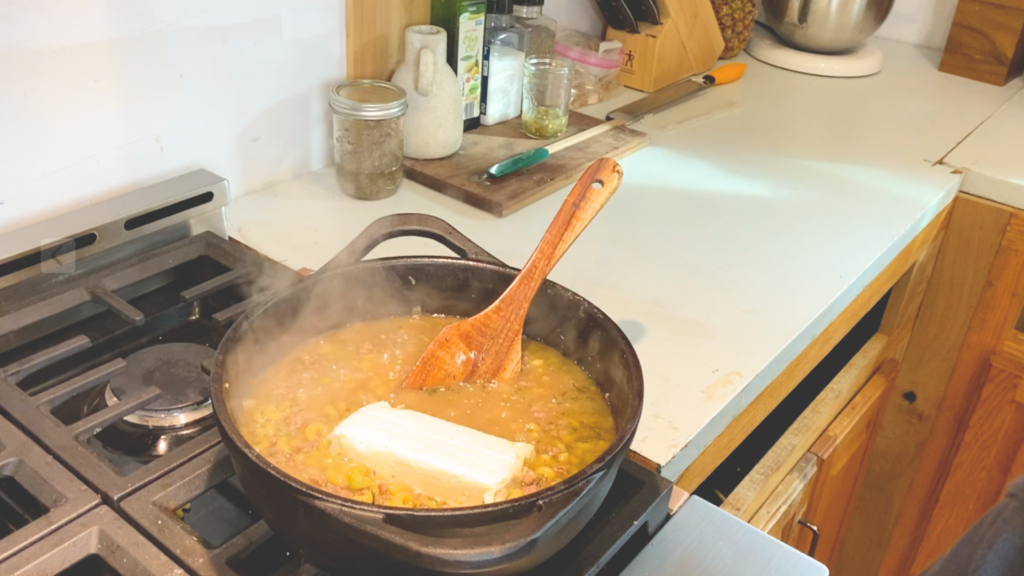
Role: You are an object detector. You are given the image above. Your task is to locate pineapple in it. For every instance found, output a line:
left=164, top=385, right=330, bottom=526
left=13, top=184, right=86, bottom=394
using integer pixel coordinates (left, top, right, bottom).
left=711, top=0, right=758, bottom=58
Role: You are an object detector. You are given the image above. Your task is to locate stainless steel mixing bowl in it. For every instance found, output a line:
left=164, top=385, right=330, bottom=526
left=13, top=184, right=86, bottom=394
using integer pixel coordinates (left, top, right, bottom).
left=762, top=0, right=895, bottom=54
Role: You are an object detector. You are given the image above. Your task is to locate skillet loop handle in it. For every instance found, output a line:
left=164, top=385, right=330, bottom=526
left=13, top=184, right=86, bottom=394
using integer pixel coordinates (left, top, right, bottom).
left=316, top=214, right=505, bottom=275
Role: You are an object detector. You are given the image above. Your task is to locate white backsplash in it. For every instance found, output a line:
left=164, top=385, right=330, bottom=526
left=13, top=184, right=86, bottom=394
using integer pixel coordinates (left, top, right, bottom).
left=0, top=0, right=344, bottom=235
left=755, top=0, right=956, bottom=50
left=874, top=0, right=958, bottom=50
left=0, top=0, right=959, bottom=239
left=560, top=0, right=957, bottom=52
left=544, top=0, right=606, bottom=37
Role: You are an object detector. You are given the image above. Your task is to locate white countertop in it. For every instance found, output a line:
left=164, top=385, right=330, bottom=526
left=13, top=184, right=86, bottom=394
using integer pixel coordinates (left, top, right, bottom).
left=945, top=87, right=1024, bottom=209
left=227, top=38, right=1023, bottom=481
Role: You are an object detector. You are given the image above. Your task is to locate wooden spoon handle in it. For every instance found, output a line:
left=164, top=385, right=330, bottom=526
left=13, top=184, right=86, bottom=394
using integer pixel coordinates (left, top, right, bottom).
left=501, top=158, right=623, bottom=314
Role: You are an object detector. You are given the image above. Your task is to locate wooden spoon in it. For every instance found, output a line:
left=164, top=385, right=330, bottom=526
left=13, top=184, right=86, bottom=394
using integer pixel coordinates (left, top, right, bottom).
left=403, top=157, right=623, bottom=389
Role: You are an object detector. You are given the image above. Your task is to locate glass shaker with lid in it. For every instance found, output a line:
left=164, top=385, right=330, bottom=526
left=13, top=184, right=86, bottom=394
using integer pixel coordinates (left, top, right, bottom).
left=513, top=0, right=557, bottom=58
left=481, top=0, right=528, bottom=126
left=329, top=80, right=408, bottom=201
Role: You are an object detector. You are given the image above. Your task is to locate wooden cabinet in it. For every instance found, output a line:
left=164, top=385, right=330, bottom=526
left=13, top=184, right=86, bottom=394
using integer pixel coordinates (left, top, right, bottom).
left=686, top=194, right=1024, bottom=574
left=702, top=197, right=949, bottom=574
left=835, top=198, right=1024, bottom=575
left=721, top=336, right=891, bottom=522
left=733, top=358, right=894, bottom=570
left=751, top=453, right=817, bottom=551
left=822, top=195, right=1024, bottom=576
left=801, top=363, right=892, bottom=569
left=681, top=194, right=1008, bottom=574
left=909, top=350, right=1024, bottom=571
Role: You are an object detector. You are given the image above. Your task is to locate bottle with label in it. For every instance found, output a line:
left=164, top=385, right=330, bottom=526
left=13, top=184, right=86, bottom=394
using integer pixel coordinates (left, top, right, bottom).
left=432, top=0, right=487, bottom=131
left=513, top=0, right=557, bottom=59
left=480, top=0, right=527, bottom=126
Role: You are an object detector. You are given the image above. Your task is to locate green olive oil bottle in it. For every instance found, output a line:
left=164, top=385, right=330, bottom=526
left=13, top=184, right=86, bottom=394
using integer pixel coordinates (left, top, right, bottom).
left=431, top=0, right=487, bottom=131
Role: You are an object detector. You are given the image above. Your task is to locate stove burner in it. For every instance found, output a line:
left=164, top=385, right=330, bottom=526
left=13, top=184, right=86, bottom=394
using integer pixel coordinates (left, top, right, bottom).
left=105, top=343, right=215, bottom=428
left=0, top=231, right=296, bottom=502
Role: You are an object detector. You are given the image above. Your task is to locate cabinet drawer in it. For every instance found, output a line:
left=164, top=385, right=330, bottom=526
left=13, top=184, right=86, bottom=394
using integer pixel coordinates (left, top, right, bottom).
left=800, top=361, right=893, bottom=566
left=720, top=333, right=890, bottom=522
left=751, top=453, right=817, bottom=544
left=737, top=357, right=894, bottom=562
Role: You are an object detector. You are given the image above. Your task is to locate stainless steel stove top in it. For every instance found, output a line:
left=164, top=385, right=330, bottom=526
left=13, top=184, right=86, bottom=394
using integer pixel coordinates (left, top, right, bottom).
left=0, top=170, right=676, bottom=576
left=122, top=445, right=327, bottom=576
left=0, top=506, right=186, bottom=575
left=0, top=414, right=99, bottom=565
left=0, top=229, right=295, bottom=504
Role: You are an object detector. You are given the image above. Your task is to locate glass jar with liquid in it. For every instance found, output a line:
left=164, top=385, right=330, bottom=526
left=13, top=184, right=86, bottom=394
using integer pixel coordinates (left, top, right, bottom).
left=522, top=57, right=574, bottom=139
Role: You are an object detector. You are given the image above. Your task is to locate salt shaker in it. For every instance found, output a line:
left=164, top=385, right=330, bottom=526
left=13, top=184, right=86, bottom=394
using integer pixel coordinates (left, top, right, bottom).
left=481, top=0, right=528, bottom=126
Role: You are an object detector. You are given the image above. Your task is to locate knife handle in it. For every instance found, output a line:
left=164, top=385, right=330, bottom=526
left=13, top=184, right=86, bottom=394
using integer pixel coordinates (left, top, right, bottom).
left=705, top=63, right=747, bottom=86
left=487, top=118, right=629, bottom=179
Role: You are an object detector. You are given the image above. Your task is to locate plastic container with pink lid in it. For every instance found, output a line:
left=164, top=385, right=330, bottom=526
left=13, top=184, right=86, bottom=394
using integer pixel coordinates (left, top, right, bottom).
left=554, top=30, right=623, bottom=108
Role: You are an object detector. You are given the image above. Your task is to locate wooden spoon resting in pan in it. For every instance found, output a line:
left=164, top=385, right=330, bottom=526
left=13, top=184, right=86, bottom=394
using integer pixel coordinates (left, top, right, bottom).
left=403, top=157, right=623, bottom=389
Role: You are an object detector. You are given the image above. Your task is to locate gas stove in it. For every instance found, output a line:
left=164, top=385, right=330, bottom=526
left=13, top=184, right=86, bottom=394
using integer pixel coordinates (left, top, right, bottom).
left=0, top=170, right=674, bottom=575
left=0, top=413, right=99, bottom=565
left=120, top=445, right=672, bottom=576
left=0, top=172, right=296, bottom=505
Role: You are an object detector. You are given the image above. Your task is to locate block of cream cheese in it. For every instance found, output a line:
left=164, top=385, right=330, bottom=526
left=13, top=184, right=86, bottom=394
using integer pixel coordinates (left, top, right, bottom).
left=330, top=402, right=535, bottom=505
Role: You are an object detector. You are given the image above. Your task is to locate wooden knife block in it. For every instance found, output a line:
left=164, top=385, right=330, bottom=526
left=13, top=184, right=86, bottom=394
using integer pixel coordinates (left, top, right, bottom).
left=938, top=0, right=1024, bottom=86
left=605, top=0, right=725, bottom=92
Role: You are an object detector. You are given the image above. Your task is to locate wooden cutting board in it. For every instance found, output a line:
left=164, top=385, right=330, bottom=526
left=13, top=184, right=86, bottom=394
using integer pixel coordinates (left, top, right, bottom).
left=404, top=112, right=649, bottom=217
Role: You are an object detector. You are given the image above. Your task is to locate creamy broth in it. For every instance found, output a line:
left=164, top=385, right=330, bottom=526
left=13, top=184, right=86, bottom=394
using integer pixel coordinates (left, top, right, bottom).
left=236, top=316, right=616, bottom=508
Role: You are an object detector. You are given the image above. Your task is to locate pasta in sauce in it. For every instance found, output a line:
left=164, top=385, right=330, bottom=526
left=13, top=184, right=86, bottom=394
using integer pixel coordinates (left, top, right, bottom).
left=236, top=316, right=616, bottom=508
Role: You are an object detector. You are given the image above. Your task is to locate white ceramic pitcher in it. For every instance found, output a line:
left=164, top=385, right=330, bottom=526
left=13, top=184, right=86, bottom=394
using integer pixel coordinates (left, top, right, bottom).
left=391, top=25, right=462, bottom=160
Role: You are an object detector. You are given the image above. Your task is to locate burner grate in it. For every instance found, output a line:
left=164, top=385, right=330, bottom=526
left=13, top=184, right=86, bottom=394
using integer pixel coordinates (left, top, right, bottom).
left=124, top=445, right=673, bottom=576
left=122, top=446, right=327, bottom=576
left=0, top=476, right=49, bottom=539
left=0, top=415, right=99, bottom=564
left=0, top=506, right=185, bottom=575
left=0, top=233, right=297, bottom=504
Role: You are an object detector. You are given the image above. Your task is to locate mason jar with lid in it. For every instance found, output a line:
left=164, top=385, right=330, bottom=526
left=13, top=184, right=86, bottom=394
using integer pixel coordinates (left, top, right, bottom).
left=329, top=80, right=408, bottom=200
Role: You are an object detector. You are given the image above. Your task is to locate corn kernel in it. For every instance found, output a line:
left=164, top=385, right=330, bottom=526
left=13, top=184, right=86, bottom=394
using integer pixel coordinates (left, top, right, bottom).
left=536, top=466, right=557, bottom=481
left=389, top=491, right=415, bottom=507
left=326, top=469, right=346, bottom=487
left=347, top=465, right=375, bottom=490
left=305, top=422, right=327, bottom=441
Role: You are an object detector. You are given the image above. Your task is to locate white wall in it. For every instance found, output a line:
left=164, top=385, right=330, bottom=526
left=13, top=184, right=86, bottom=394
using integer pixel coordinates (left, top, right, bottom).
left=875, top=0, right=958, bottom=50
left=754, top=0, right=958, bottom=51
left=545, top=0, right=606, bottom=37
left=548, top=0, right=959, bottom=52
left=0, top=0, right=958, bottom=237
left=0, top=0, right=345, bottom=235
left=559, top=0, right=958, bottom=52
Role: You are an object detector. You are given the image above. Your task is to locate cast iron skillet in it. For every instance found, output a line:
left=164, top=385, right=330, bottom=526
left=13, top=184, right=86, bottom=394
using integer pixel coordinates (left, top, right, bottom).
left=210, top=214, right=643, bottom=575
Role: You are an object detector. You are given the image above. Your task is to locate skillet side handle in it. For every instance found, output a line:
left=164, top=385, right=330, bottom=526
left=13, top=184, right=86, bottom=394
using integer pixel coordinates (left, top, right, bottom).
left=333, top=470, right=605, bottom=572
left=316, top=214, right=505, bottom=275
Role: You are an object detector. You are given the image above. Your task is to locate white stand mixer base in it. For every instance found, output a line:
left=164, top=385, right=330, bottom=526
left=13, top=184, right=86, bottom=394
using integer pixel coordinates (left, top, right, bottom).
left=745, top=25, right=884, bottom=78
